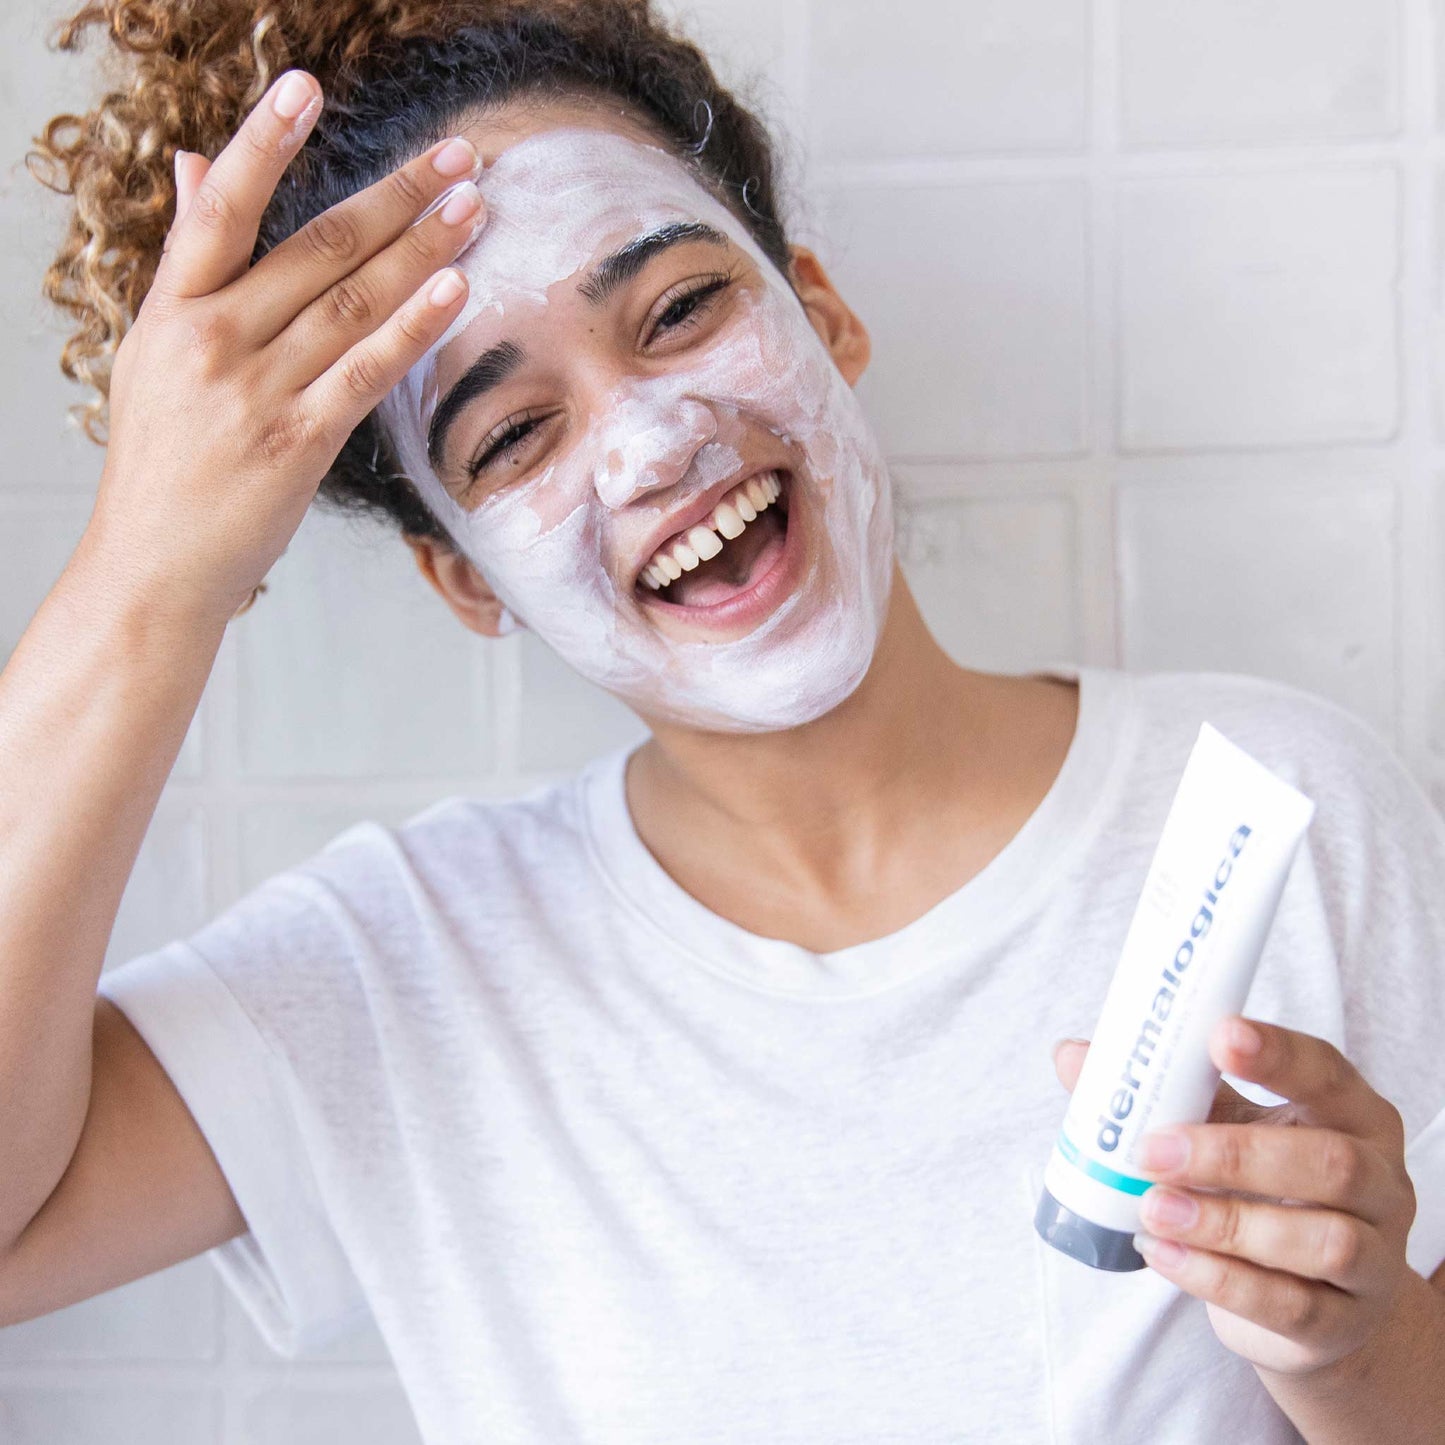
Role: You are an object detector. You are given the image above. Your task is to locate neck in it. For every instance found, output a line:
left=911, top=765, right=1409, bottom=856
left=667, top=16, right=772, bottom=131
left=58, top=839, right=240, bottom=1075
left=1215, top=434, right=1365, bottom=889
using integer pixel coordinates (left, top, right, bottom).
left=629, top=563, right=1006, bottom=888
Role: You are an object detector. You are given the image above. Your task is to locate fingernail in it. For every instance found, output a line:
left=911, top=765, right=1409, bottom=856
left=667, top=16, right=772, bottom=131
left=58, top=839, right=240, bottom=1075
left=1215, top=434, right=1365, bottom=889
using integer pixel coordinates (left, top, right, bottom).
left=428, top=269, right=466, bottom=308
left=173, top=149, right=187, bottom=185
left=1051, top=1037, right=1086, bottom=1064
left=1141, top=1188, right=1197, bottom=1228
left=1133, top=1232, right=1187, bottom=1267
left=439, top=181, right=482, bottom=227
left=412, top=180, right=480, bottom=229
left=432, top=137, right=478, bottom=177
left=1137, top=1129, right=1189, bottom=1172
left=273, top=71, right=315, bottom=121
left=1229, top=1020, right=1263, bottom=1055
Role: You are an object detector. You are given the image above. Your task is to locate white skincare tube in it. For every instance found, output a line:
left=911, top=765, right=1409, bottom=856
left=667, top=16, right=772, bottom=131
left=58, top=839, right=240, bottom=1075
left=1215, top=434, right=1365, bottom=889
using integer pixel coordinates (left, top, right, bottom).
left=1035, top=722, right=1316, bottom=1271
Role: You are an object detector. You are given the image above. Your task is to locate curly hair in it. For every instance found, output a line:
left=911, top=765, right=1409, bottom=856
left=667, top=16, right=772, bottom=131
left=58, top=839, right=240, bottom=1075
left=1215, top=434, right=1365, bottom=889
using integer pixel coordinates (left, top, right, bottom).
left=28, top=0, right=797, bottom=549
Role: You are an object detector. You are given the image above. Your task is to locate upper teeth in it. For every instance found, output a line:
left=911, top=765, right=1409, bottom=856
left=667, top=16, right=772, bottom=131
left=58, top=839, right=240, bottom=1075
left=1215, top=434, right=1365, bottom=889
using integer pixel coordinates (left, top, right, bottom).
left=640, top=472, right=783, bottom=591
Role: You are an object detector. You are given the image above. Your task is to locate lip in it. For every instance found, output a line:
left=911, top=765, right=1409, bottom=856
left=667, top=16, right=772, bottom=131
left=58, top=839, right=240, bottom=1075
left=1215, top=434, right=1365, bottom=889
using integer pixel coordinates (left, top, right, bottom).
left=627, top=464, right=792, bottom=589
left=635, top=476, right=800, bottom=634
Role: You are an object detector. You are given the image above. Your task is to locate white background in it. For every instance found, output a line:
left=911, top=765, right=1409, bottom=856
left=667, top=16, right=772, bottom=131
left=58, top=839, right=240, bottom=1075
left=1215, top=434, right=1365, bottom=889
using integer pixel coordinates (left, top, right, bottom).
left=0, top=0, right=1437, bottom=1438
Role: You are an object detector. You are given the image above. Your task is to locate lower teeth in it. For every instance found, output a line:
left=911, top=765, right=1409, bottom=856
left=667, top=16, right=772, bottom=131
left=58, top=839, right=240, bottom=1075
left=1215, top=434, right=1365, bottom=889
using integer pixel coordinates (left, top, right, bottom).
left=656, top=499, right=786, bottom=603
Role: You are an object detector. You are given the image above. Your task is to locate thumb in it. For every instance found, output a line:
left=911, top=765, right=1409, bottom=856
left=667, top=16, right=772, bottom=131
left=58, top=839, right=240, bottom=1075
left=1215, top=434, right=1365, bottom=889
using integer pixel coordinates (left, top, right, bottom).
left=1051, top=1036, right=1275, bottom=1125
left=1052, top=1037, right=1089, bottom=1091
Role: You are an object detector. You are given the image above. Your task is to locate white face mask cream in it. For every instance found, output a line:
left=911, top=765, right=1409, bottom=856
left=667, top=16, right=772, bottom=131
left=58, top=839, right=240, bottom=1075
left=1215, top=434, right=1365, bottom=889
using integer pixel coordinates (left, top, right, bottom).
left=377, top=127, right=895, bottom=733
left=1035, top=723, right=1316, bottom=1271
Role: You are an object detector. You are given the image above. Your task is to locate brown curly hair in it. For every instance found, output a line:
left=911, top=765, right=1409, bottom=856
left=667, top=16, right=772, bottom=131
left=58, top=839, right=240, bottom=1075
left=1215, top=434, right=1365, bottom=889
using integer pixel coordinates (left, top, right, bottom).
left=28, top=0, right=797, bottom=550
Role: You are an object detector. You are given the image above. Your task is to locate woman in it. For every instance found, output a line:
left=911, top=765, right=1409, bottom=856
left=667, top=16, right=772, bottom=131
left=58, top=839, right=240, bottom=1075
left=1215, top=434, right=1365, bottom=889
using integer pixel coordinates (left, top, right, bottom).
left=0, top=2, right=1442, bottom=1441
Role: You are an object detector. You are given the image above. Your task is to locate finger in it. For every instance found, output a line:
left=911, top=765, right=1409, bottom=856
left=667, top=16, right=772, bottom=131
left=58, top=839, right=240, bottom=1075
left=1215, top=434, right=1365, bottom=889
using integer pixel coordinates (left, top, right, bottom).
left=156, top=69, right=323, bottom=300
left=1131, top=1234, right=1354, bottom=1346
left=1134, top=1123, right=1399, bottom=1225
left=279, top=181, right=483, bottom=379
left=160, top=152, right=210, bottom=253
left=301, top=265, right=470, bottom=433
left=176, top=151, right=212, bottom=227
left=1138, top=1186, right=1387, bottom=1294
left=159, top=152, right=208, bottom=265
left=232, top=135, right=483, bottom=345
left=1209, top=1017, right=1397, bottom=1141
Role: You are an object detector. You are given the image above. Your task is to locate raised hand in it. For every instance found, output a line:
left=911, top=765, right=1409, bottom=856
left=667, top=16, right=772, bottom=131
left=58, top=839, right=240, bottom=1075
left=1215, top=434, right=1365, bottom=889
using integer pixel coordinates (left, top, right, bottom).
left=82, top=68, right=483, bottom=627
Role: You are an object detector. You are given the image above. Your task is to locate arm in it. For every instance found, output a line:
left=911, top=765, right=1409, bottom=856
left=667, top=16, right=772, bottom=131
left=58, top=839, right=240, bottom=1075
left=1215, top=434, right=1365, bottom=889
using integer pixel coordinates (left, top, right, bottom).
left=1253, top=1267, right=1445, bottom=1444
left=0, top=542, right=226, bottom=1251
left=0, top=65, right=481, bottom=1255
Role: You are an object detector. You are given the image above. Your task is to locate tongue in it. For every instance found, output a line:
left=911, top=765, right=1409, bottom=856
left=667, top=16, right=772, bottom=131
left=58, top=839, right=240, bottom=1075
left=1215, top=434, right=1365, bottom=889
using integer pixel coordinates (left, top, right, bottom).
left=665, top=508, right=785, bottom=608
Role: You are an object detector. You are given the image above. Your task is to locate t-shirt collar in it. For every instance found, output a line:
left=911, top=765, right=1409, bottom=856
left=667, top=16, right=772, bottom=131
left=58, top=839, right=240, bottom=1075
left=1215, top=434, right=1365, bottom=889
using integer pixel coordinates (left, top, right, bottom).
left=578, top=663, right=1134, bottom=999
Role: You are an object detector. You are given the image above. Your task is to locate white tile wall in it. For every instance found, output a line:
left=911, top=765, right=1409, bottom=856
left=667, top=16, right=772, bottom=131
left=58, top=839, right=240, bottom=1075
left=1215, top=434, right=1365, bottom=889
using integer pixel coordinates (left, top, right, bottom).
left=1117, top=169, right=1400, bottom=451
left=894, top=477, right=1081, bottom=672
left=242, top=1383, right=424, bottom=1444
left=1118, top=477, right=1400, bottom=740
left=815, top=180, right=1090, bottom=457
left=508, top=632, right=649, bottom=772
left=232, top=508, right=492, bottom=781
left=105, top=804, right=211, bottom=968
left=1119, top=0, right=1401, bottom=147
left=1428, top=472, right=1445, bottom=750
left=3, top=0, right=1443, bottom=1438
left=0, top=0, right=110, bottom=496
left=809, top=0, right=1089, bottom=161
left=0, top=1385, right=221, bottom=1442
left=1431, top=163, right=1445, bottom=437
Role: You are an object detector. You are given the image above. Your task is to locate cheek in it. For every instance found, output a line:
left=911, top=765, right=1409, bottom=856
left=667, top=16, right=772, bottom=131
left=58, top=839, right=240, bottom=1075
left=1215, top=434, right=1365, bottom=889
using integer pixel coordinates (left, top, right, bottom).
left=467, top=470, right=598, bottom=579
left=468, top=487, right=619, bottom=621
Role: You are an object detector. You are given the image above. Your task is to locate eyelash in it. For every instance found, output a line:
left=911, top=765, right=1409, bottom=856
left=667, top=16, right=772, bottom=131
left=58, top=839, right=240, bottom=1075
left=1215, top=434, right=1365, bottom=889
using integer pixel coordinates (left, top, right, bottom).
left=463, top=269, right=738, bottom=484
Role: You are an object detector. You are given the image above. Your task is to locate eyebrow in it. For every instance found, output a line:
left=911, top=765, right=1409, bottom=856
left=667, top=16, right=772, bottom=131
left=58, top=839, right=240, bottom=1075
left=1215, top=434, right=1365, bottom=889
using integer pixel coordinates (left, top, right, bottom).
left=577, top=220, right=729, bottom=306
left=425, top=219, right=732, bottom=474
left=426, top=340, right=525, bottom=472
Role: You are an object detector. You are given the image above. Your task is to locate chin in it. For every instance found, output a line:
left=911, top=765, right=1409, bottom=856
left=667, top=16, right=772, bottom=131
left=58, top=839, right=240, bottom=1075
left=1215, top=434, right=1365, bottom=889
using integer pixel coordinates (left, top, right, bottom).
left=621, top=575, right=889, bottom=736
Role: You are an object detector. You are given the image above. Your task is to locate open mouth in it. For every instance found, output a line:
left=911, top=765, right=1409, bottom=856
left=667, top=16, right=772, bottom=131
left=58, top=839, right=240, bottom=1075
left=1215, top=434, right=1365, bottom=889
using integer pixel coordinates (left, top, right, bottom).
left=635, top=470, right=791, bottom=610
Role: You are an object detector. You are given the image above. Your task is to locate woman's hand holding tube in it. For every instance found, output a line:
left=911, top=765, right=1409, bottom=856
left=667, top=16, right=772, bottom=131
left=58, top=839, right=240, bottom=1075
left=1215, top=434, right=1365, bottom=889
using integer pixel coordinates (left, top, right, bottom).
left=1057, top=1023, right=1416, bottom=1369
left=80, top=68, right=482, bottom=628
left=1053, top=1019, right=1425, bottom=1384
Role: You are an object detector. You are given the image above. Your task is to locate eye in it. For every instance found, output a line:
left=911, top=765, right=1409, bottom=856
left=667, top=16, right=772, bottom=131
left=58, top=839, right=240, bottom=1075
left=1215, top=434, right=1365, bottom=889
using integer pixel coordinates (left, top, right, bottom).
left=645, top=269, right=736, bottom=346
left=464, top=408, right=548, bottom=486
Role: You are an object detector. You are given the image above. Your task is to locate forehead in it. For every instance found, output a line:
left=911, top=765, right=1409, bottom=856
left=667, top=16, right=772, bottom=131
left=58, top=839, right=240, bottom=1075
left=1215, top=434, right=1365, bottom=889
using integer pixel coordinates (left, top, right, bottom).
left=456, top=94, right=665, bottom=167
left=432, top=125, right=756, bottom=361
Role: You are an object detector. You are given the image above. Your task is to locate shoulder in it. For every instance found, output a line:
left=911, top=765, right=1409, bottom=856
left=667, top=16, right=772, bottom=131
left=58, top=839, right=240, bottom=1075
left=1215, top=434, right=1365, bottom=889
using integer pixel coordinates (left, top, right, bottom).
left=1111, top=676, right=1445, bottom=1168
left=1120, top=666, right=1419, bottom=813
left=175, top=766, right=604, bottom=996
left=288, top=769, right=596, bottom=910
left=1117, top=667, right=1445, bottom=933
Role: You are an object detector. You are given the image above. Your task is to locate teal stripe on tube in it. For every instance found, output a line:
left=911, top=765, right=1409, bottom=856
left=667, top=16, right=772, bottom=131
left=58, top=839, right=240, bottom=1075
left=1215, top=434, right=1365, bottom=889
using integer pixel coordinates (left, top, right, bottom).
left=1057, top=1129, right=1154, bottom=1197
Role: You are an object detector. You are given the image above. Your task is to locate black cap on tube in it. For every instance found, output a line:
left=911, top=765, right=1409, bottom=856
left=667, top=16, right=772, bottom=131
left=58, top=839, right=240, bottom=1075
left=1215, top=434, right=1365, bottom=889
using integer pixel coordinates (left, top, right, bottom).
left=1034, top=1187, right=1146, bottom=1272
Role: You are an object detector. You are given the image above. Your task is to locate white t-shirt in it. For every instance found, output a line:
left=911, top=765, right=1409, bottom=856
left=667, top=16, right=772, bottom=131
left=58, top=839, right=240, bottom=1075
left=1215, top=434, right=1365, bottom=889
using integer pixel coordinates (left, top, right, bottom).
left=98, top=662, right=1445, bottom=1445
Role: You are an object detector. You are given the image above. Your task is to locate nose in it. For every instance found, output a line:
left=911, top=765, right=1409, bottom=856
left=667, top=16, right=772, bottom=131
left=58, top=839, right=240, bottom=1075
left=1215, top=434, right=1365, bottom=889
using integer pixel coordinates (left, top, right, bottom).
left=592, top=396, right=717, bottom=510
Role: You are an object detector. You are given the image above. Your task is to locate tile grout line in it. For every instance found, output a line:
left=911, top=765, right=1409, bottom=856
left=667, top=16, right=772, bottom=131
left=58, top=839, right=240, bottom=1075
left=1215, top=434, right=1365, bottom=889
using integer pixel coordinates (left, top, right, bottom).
left=1089, top=0, right=1123, bottom=668
left=1399, top=0, right=1439, bottom=777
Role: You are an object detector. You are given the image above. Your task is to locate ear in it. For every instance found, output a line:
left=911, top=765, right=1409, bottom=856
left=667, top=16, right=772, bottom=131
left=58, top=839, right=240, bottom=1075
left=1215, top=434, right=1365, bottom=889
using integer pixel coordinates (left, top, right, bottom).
left=404, top=534, right=518, bottom=638
left=785, top=245, right=871, bottom=386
